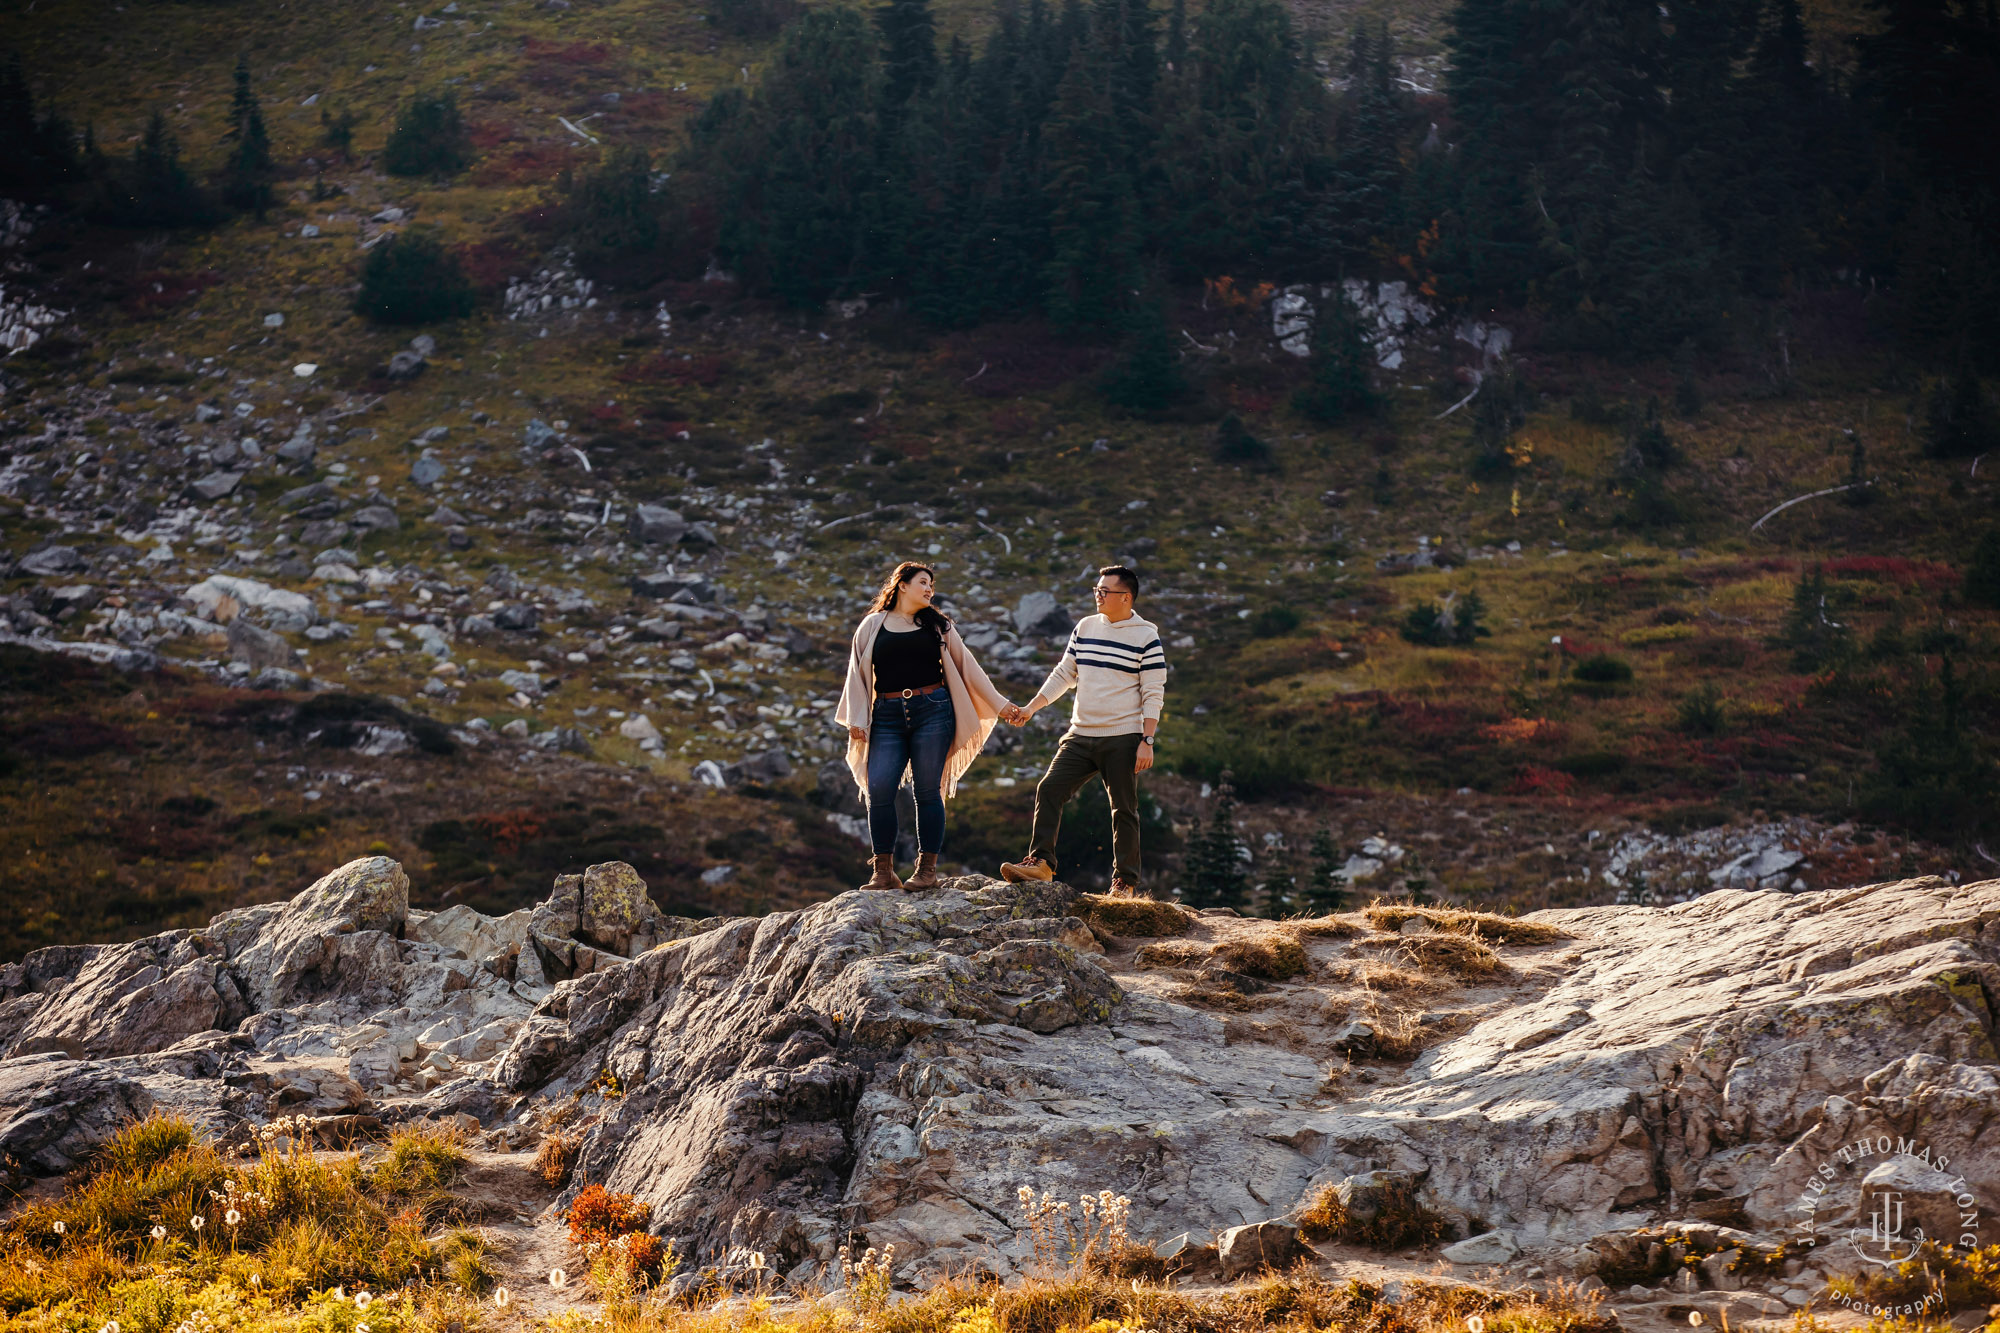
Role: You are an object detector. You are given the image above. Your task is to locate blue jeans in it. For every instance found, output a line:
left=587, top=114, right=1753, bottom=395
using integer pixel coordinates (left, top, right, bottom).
left=867, top=686, right=953, bottom=855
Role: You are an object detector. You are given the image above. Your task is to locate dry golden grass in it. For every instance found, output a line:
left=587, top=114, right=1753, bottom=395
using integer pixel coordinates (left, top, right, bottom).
left=1134, top=939, right=1211, bottom=969
left=1078, top=893, right=1196, bottom=937
left=1389, top=933, right=1510, bottom=979
left=1348, top=960, right=1449, bottom=995
left=5, top=1117, right=1647, bottom=1333
left=1294, top=1177, right=1454, bottom=1250
left=535, top=1127, right=582, bottom=1188
left=1213, top=933, right=1310, bottom=981
left=1364, top=904, right=1573, bottom=945
left=1292, top=914, right=1364, bottom=937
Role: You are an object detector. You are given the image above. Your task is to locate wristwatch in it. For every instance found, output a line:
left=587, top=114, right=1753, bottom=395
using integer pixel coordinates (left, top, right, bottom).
left=1139, top=736, right=1155, bottom=747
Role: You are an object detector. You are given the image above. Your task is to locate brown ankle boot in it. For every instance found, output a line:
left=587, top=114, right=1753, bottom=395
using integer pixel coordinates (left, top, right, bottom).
left=860, top=854, right=903, bottom=891
left=906, top=852, right=939, bottom=890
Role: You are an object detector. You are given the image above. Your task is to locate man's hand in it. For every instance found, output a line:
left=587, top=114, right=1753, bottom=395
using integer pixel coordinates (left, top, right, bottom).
left=848, top=725, right=867, bottom=743
left=1135, top=740, right=1154, bottom=773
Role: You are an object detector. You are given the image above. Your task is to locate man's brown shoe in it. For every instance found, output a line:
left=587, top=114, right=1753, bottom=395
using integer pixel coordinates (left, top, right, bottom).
left=906, top=852, right=940, bottom=890
left=1000, top=855, right=1054, bottom=883
left=1107, top=877, right=1148, bottom=898
left=860, top=854, right=903, bottom=891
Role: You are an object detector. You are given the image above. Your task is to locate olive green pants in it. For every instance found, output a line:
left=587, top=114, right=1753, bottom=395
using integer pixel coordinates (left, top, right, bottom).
left=1027, top=731, right=1144, bottom=885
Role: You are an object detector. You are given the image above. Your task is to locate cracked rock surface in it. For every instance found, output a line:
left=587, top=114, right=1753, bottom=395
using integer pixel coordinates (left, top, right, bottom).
left=0, top=862, right=1991, bottom=1296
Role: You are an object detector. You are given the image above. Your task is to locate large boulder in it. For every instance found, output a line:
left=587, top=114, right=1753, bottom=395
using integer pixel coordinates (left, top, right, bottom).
left=0, top=1055, right=154, bottom=1172
left=229, top=856, right=409, bottom=1010
left=1216, top=1221, right=1312, bottom=1278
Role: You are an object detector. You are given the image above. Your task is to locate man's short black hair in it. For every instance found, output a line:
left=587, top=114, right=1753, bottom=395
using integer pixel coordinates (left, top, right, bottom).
left=1099, top=564, right=1140, bottom=596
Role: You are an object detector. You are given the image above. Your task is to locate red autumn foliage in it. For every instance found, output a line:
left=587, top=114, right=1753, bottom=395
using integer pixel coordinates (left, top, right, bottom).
left=613, top=354, right=729, bottom=387
left=567, top=1184, right=652, bottom=1244
left=122, top=270, right=223, bottom=317
left=470, top=808, right=546, bottom=854
left=1822, top=556, right=1960, bottom=591
left=1508, top=765, right=1578, bottom=798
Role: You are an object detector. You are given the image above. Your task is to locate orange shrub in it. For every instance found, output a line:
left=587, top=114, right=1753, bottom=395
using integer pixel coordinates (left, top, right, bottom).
left=567, top=1184, right=651, bottom=1244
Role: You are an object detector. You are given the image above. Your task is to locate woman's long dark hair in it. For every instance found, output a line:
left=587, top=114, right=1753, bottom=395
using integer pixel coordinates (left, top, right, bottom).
left=869, top=561, right=953, bottom=641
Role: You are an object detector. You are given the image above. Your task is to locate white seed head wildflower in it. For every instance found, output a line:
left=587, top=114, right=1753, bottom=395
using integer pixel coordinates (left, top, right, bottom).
left=550, top=1268, right=569, bottom=1289
left=1689, top=1315, right=1704, bottom=1328
left=190, top=1214, right=204, bottom=1231
left=150, top=1225, right=167, bottom=1240
left=52, top=1221, right=65, bottom=1236
left=357, top=1325, right=371, bottom=1333
left=494, top=1287, right=511, bottom=1307
left=1469, top=1318, right=1485, bottom=1333
left=355, top=1291, right=373, bottom=1310
left=100, top=1322, right=120, bottom=1333
left=751, top=1251, right=767, bottom=1270
left=226, top=1209, right=242, bottom=1226
left=249, top=1274, right=261, bottom=1288
left=331, top=1287, right=346, bottom=1302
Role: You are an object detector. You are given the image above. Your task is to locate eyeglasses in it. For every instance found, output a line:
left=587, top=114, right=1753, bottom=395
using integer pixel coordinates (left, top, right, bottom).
left=1091, top=585, right=1131, bottom=598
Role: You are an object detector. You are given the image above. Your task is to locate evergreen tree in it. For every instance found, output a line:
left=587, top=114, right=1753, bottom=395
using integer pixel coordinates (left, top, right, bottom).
left=1922, top=369, right=1999, bottom=459
left=1863, top=656, right=1999, bottom=842
left=1672, top=337, right=1702, bottom=417
left=1155, top=0, right=1326, bottom=276
left=1259, top=846, right=1302, bottom=918
left=1777, top=565, right=1852, bottom=672
left=320, top=107, right=359, bottom=157
left=1304, top=827, right=1347, bottom=913
left=1965, top=529, right=2000, bottom=609
left=1468, top=360, right=1527, bottom=475
left=1293, top=286, right=1377, bottom=422
left=220, top=55, right=274, bottom=217
left=1041, top=37, right=1138, bottom=332
left=695, top=7, right=882, bottom=307
left=877, top=0, right=940, bottom=109
left=1213, top=412, right=1275, bottom=468
left=382, top=91, right=470, bottom=177
left=1328, top=19, right=1405, bottom=259
left=92, top=111, right=215, bottom=228
left=0, top=51, right=76, bottom=191
left=1102, top=296, right=1190, bottom=411
left=354, top=228, right=476, bottom=325
left=1165, top=0, right=1186, bottom=69
left=1619, top=396, right=1677, bottom=472
left=1183, top=782, right=1249, bottom=910
left=571, top=144, right=660, bottom=267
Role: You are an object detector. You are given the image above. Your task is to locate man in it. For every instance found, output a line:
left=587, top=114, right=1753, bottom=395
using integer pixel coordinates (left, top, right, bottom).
left=998, top=565, right=1166, bottom=896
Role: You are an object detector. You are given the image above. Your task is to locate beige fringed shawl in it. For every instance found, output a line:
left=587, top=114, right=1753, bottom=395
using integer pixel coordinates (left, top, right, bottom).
left=834, top=611, right=1010, bottom=800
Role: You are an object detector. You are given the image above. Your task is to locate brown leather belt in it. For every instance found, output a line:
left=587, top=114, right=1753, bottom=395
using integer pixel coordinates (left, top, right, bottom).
left=876, top=684, right=946, bottom=699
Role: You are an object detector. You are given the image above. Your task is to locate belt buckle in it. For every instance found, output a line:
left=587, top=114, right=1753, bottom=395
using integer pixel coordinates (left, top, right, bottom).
left=901, top=688, right=916, bottom=699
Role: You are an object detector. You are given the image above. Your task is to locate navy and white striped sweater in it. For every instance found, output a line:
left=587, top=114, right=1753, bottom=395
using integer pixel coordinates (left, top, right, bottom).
left=1035, top=613, right=1167, bottom=736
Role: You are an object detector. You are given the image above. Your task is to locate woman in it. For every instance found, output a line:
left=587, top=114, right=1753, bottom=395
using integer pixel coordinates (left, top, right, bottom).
left=836, top=561, right=1014, bottom=891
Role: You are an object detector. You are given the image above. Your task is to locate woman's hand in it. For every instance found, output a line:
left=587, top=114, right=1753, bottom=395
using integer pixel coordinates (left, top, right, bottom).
left=848, top=725, right=867, bottom=743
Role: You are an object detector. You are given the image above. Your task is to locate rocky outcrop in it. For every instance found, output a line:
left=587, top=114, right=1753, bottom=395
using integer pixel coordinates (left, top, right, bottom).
left=0, top=863, right=1991, bottom=1303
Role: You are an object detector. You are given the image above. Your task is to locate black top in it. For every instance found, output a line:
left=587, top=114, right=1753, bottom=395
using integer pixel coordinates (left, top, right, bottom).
left=873, top=624, right=945, bottom=692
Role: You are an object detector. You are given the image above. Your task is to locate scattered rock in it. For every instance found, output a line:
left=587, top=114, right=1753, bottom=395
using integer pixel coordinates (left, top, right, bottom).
left=1216, top=1221, right=1312, bottom=1278
left=1014, top=590, right=1075, bottom=638
left=1443, top=1229, right=1521, bottom=1265
left=411, top=455, right=447, bottom=488
left=227, top=618, right=294, bottom=671
left=631, top=504, right=689, bottom=545
left=352, top=504, right=400, bottom=533
left=18, top=545, right=85, bottom=577
left=384, top=349, right=425, bottom=381
left=185, top=576, right=315, bottom=633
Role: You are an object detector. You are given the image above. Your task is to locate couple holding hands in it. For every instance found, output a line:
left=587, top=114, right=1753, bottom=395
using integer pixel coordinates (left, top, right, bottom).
left=834, top=560, right=1167, bottom=894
